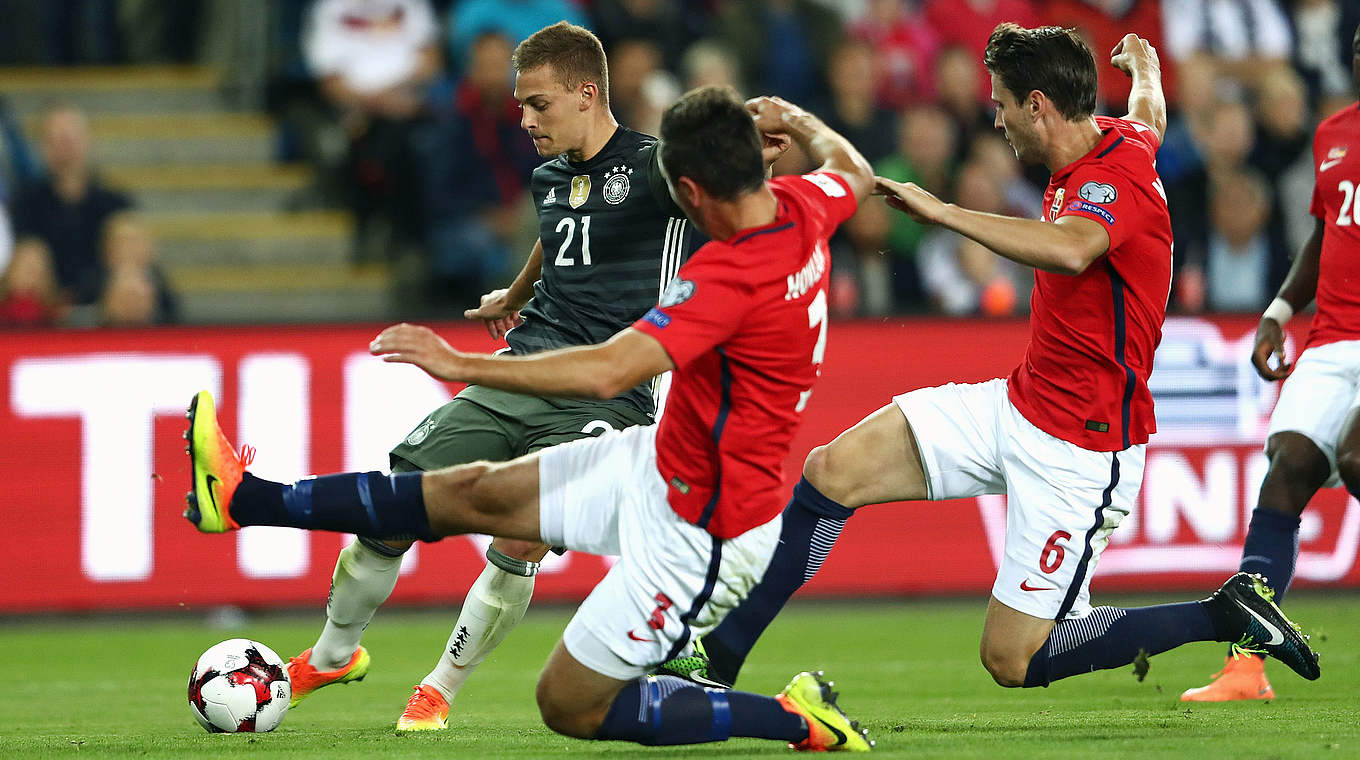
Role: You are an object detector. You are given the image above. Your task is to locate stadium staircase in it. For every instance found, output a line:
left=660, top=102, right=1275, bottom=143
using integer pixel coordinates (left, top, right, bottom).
left=5, top=65, right=391, bottom=324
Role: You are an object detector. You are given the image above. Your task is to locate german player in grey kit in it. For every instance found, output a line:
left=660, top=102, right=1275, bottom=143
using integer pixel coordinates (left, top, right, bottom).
left=283, top=22, right=739, bottom=730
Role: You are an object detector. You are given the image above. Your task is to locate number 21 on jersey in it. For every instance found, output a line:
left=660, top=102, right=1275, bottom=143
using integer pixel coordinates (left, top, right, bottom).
left=555, top=215, right=592, bottom=266
left=795, top=289, right=828, bottom=412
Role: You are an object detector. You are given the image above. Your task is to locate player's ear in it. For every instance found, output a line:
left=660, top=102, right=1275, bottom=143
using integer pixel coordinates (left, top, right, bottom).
left=1026, top=90, right=1043, bottom=120
left=677, top=175, right=703, bottom=209
left=579, top=81, right=598, bottom=112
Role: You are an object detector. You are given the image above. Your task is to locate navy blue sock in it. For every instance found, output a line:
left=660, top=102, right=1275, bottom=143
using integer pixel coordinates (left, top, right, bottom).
left=1239, top=507, right=1301, bottom=599
left=1023, top=602, right=1218, bottom=687
left=702, top=478, right=854, bottom=686
left=229, top=471, right=432, bottom=541
left=595, top=676, right=805, bottom=745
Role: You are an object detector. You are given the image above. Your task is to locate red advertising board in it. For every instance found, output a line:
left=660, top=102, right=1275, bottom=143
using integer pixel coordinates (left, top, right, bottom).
left=1, top=316, right=1354, bottom=613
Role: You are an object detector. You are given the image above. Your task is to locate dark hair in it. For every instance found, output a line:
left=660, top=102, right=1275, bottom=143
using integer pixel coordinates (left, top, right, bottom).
left=983, top=23, right=1096, bottom=120
left=659, top=86, right=765, bottom=201
left=512, top=22, right=609, bottom=102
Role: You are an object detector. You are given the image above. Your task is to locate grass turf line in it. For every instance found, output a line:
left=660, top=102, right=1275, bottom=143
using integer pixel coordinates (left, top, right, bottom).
left=1, top=595, right=1355, bottom=759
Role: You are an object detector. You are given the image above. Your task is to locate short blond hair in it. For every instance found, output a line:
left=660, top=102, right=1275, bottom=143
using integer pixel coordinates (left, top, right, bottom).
left=512, top=22, right=609, bottom=102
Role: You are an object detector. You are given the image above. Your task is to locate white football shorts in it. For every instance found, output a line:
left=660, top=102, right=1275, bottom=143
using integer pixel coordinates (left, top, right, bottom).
left=537, top=423, right=782, bottom=679
left=1266, top=338, right=1360, bottom=488
left=894, top=378, right=1145, bottom=620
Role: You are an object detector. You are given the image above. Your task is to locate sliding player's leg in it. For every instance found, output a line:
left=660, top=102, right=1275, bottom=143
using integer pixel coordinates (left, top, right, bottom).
left=532, top=425, right=868, bottom=749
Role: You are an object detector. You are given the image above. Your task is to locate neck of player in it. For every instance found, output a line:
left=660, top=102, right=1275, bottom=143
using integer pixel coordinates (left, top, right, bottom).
left=704, top=186, right=779, bottom=241
left=1045, top=116, right=1103, bottom=173
left=567, top=113, right=621, bottom=164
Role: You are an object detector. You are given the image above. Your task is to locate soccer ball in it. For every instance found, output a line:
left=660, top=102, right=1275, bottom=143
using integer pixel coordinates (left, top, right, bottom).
left=187, top=638, right=291, bottom=733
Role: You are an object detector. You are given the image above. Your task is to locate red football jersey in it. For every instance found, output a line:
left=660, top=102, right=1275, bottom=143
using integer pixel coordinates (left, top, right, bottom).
left=1305, top=103, right=1360, bottom=350
left=633, top=172, right=857, bottom=538
left=1009, top=116, right=1172, bottom=451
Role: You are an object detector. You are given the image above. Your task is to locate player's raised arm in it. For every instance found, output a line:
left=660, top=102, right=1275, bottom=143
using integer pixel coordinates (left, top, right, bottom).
left=1111, top=33, right=1166, bottom=142
left=745, top=96, right=874, bottom=202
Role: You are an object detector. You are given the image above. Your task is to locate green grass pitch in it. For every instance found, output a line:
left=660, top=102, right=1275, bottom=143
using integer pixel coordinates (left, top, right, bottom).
left=2, top=595, right=1356, bottom=758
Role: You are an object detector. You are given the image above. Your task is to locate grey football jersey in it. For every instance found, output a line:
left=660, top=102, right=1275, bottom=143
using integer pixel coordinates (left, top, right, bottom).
left=509, top=127, right=699, bottom=417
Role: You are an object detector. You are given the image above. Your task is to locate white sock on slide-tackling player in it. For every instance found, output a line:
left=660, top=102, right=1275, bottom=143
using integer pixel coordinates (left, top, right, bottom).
left=310, top=538, right=404, bottom=670
left=421, top=559, right=535, bottom=702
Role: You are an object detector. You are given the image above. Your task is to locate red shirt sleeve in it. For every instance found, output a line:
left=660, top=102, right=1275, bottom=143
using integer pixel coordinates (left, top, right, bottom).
left=1054, top=167, right=1133, bottom=252
left=781, top=172, right=859, bottom=230
left=633, top=246, right=753, bottom=368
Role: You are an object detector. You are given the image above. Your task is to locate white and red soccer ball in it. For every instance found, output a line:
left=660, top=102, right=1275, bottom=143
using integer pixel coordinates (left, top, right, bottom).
left=187, top=639, right=291, bottom=733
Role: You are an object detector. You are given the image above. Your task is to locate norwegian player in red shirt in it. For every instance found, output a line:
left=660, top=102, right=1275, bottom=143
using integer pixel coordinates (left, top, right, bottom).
left=698, top=24, right=1321, bottom=693
left=1182, top=22, right=1360, bottom=703
left=180, top=86, right=878, bottom=751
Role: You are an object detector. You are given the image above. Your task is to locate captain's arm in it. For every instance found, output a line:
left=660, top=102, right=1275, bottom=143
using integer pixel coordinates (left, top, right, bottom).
left=371, top=324, right=675, bottom=399
left=939, top=206, right=1111, bottom=275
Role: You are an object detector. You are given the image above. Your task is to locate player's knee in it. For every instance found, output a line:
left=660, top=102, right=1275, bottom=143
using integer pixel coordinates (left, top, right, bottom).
left=978, top=642, right=1029, bottom=687
left=492, top=537, right=551, bottom=563
left=801, top=444, right=852, bottom=502
left=1337, top=448, right=1360, bottom=494
left=535, top=677, right=600, bottom=738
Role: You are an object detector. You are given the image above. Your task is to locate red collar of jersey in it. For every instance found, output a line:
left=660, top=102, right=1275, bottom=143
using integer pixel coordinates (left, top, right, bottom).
left=1050, top=124, right=1122, bottom=183
left=723, top=201, right=791, bottom=245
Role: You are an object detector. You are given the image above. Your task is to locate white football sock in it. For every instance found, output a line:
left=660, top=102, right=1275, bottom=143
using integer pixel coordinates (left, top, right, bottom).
left=421, top=562, right=535, bottom=701
left=310, top=539, right=403, bottom=670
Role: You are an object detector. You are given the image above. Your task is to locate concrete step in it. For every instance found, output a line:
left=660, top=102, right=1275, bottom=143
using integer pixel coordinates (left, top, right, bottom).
left=1, top=65, right=227, bottom=114
left=145, top=210, right=352, bottom=268
left=105, top=163, right=312, bottom=214
left=89, top=114, right=276, bottom=165
left=167, top=263, right=393, bottom=324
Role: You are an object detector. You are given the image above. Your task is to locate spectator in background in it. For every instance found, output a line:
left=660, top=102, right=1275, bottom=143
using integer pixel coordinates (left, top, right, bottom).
left=873, top=104, right=958, bottom=310
left=1044, top=0, right=1172, bottom=112
left=607, top=37, right=665, bottom=130
left=968, top=132, right=1041, bottom=218
left=718, top=0, right=843, bottom=106
left=591, top=0, right=699, bottom=70
left=100, top=213, right=177, bottom=323
left=11, top=103, right=131, bottom=307
left=420, top=31, right=539, bottom=310
left=934, top=45, right=995, bottom=165
left=848, top=0, right=940, bottom=109
left=0, top=240, right=62, bottom=327
left=448, top=0, right=587, bottom=64
left=99, top=263, right=159, bottom=326
left=304, top=0, right=443, bottom=263
left=1291, top=0, right=1360, bottom=109
left=916, top=161, right=1023, bottom=316
left=823, top=39, right=898, bottom=163
left=1155, top=53, right=1219, bottom=186
left=1160, top=0, right=1292, bottom=92
left=926, top=0, right=1038, bottom=94
left=1205, top=169, right=1272, bottom=312
left=1249, top=66, right=1314, bottom=289
left=679, top=38, right=744, bottom=92
left=1166, top=98, right=1256, bottom=312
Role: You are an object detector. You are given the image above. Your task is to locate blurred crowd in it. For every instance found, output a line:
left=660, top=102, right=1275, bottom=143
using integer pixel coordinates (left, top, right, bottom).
left=1, top=0, right=1358, bottom=325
